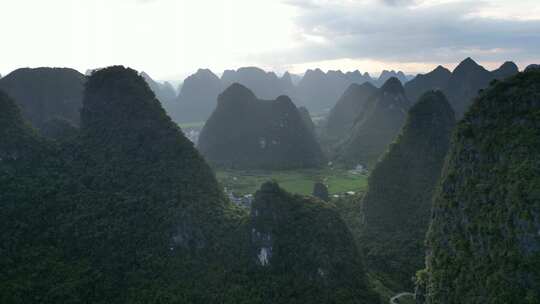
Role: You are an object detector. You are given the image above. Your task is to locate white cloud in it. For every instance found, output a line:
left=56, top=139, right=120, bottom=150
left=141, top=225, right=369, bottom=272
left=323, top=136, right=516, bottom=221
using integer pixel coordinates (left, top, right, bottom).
left=0, top=0, right=538, bottom=79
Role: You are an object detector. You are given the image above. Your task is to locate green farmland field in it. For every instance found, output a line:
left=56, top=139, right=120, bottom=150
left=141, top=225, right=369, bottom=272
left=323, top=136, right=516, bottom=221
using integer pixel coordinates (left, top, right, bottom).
left=216, top=168, right=368, bottom=196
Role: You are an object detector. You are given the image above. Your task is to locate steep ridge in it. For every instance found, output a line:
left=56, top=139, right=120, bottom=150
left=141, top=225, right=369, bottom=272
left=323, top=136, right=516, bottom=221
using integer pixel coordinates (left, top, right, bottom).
left=361, top=91, right=455, bottom=290
left=0, top=89, right=46, bottom=166
left=141, top=71, right=177, bottom=113
left=198, top=83, right=325, bottom=169
left=492, top=61, right=519, bottom=79
left=0, top=67, right=85, bottom=129
left=175, top=68, right=223, bottom=123
left=298, top=106, right=316, bottom=135
left=338, top=77, right=410, bottom=168
left=326, top=82, right=378, bottom=139
left=419, top=70, right=540, bottom=303
left=444, top=57, right=495, bottom=117
left=404, top=59, right=519, bottom=118
left=404, top=66, right=451, bottom=103
left=248, top=181, right=380, bottom=303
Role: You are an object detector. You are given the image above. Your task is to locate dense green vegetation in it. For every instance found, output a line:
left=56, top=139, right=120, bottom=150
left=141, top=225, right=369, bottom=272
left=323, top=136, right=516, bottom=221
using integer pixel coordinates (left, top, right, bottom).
left=198, top=83, right=325, bottom=169
left=248, top=181, right=381, bottom=303
left=361, top=91, right=455, bottom=291
left=0, top=67, right=380, bottom=303
left=217, top=168, right=368, bottom=196
left=421, top=70, right=540, bottom=303
left=0, top=66, right=242, bottom=303
left=39, top=117, right=79, bottom=141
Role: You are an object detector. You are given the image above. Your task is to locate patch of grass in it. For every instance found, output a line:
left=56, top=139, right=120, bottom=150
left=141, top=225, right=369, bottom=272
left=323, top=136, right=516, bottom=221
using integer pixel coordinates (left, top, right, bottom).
left=216, top=168, right=368, bottom=196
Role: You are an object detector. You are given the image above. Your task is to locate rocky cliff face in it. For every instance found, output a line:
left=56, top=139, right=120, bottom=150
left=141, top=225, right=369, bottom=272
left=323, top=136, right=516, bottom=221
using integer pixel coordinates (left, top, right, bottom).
left=0, top=67, right=85, bottom=130
left=421, top=70, right=540, bottom=303
left=339, top=77, right=410, bottom=167
left=248, top=181, right=380, bottom=303
left=361, top=91, right=455, bottom=290
left=198, top=83, right=325, bottom=169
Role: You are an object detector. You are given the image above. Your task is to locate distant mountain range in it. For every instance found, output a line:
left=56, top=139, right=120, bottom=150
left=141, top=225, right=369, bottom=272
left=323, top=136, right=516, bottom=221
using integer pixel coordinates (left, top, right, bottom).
left=0, top=67, right=380, bottom=302
left=0, top=58, right=519, bottom=130
left=405, top=58, right=519, bottom=117
left=141, top=67, right=412, bottom=123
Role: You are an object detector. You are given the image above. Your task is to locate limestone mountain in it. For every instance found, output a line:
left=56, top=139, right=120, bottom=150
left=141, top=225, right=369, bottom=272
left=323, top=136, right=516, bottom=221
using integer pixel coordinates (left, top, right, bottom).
left=0, top=89, right=45, bottom=164
left=492, top=61, right=519, bottom=79
left=444, top=57, right=494, bottom=118
left=1, top=66, right=383, bottom=303
left=326, top=82, right=378, bottom=138
left=249, top=181, right=380, bottom=303
left=404, top=59, right=519, bottom=118
left=175, top=68, right=223, bottom=122
left=0, top=66, right=235, bottom=303
left=198, top=83, right=325, bottom=169
left=279, top=71, right=296, bottom=96
left=376, top=70, right=409, bottom=86
left=404, top=65, right=452, bottom=103
left=526, top=64, right=540, bottom=71
left=39, top=117, right=78, bottom=141
left=295, top=68, right=374, bottom=113
left=361, top=91, right=455, bottom=290
left=312, top=182, right=330, bottom=202
left=346, top=70, right=375, bottom=85
left=338, top=77, right=410, bottom=167
left=221, top=67, right=288, bottom=100
left=140, top=71, right=177, bottom=113
left=298, top=106, right=315, bottom=134
left=0, top=67, right=85, bottom=129
left=419, top=70, right=540, bottom=303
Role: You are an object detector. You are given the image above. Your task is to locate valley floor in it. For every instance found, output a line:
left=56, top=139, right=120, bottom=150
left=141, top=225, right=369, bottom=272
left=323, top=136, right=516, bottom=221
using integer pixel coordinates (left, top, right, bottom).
left=216, top=167, right=368, bottom=196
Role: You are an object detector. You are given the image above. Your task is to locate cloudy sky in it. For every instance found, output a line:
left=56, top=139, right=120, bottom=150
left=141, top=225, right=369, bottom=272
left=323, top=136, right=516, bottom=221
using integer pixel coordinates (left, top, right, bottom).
left=1, top=0, right=539, bottom=80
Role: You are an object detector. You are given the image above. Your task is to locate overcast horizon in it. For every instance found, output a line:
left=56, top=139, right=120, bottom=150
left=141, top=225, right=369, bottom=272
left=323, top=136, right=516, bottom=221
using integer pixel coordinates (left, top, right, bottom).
left=2, top=0, right=539, bottom=82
